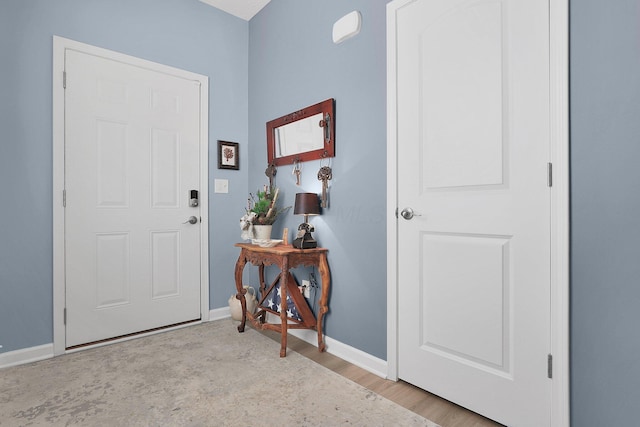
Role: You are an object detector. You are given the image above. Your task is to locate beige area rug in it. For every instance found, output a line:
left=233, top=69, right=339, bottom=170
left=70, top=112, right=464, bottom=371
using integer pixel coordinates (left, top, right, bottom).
left=0, top=319, right=439, bottom=426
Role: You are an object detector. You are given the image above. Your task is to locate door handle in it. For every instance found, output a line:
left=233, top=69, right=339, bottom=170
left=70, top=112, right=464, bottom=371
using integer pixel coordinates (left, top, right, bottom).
left=183, top=216, right=198, bottom=224
left=400, top=207, right=421, bottom=220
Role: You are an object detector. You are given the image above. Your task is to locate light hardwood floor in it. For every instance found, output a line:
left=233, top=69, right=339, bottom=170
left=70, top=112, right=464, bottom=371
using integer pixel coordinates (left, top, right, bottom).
left=260, top=330, right=503, bottom=427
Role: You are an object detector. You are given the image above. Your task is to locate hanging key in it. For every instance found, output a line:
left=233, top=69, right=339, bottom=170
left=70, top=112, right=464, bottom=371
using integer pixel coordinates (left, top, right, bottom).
left=317, top=166, right=332, bottom=208
left=265, top=163, right=277, bottom=188
left=293, top=161, right=301, bottom=186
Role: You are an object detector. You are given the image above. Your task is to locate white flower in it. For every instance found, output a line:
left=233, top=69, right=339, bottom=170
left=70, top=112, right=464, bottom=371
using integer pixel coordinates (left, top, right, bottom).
left=240, top=212, right=257, bottom=240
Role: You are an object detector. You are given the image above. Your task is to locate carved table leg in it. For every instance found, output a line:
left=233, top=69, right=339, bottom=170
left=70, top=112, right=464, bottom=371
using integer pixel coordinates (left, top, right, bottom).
left=316, top=253, right=331, bottom=352
left=234, top=249, right=248, bottom=333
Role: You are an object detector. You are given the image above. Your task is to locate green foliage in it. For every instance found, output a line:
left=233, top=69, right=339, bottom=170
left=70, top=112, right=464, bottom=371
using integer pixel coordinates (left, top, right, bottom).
left=251, top=190, right=272, bottom=215
left=246, top=187, right=290, bottom=225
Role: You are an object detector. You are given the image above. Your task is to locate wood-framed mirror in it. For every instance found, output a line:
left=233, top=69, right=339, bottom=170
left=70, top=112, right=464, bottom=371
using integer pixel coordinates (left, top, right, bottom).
left=266, top=98, right=335, bottom=166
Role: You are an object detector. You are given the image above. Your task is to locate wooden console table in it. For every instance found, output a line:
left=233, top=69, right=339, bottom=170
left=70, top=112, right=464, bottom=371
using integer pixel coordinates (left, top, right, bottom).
left=234, top=243, right=330, bottom=357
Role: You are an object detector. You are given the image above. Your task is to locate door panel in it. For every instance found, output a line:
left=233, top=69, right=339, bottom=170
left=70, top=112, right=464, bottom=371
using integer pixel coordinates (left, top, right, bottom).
left=96, top=233, right=130, bottom=308
left=65, top=49, right=201, bottom=347
left=421, top=1, right=505, bottom=189
left=96, top=120, right=128, bottom=207
left=421, top=232, right=510, bottom=371
left=395, top=0, right=551, bottom=425
left=151, top=231, right=181, bottom=298
left=151, top=129, right=180, bottom=208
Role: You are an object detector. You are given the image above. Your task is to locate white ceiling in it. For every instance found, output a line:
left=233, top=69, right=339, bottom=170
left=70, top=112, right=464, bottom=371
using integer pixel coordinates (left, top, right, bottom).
left=199, top=0, right=271, bottom=21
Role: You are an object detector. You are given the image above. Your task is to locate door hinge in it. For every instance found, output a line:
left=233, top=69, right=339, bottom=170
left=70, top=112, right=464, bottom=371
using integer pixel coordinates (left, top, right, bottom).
left=63, top=308, right=67, bottom=325
left=547, top=162, right=553, bottom=187
left=63, top=71, right=67, bottom=89
left=395, top=207, right=399, bottom=218
left=547, top=354, right=553, bottom=379
left=63, top=189, right=66, bottom=207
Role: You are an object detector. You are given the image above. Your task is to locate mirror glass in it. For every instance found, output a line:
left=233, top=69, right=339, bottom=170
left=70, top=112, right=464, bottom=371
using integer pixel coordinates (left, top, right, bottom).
left=267, top=98, right=335, bottom=166
left=275, top=112, right=324, bottom=158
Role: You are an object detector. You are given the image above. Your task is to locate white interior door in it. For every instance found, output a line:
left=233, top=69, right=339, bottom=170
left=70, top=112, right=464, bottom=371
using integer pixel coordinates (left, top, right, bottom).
left=64, top=49, right=202, bottom=347
left=394, top=0, right=552, bottom=425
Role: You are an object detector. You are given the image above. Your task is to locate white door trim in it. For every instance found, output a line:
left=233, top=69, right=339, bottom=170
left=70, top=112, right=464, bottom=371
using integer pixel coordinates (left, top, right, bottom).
left=52, top=36, right=210, bottom=356
left=385, top=1, right=570, bottom=426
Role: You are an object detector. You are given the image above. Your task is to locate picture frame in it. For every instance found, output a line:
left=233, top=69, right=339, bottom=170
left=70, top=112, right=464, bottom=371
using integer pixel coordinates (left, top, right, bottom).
left=217, top=140, right=239, bottom=170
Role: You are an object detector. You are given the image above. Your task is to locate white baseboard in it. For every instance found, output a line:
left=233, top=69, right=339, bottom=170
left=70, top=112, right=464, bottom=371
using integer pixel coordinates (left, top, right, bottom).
left=209, top=306, right=231, bottom=321
left=288, top=329, right=388, bottom=378
left=261, top=312, right=388, bottom=378
left=0, top=344, right=54, bottom=369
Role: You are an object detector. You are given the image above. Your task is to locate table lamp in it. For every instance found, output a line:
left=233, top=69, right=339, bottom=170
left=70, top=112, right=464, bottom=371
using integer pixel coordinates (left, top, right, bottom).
left=292, top=193, right=321, bottom=249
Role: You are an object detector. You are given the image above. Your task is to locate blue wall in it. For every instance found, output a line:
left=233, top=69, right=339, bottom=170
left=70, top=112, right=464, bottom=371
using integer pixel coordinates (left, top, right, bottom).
left=570, top=0, right=640, bottom=425
left=0, top=0, right=249, bottom=353
left=248, top=0, right=389, bottom=359
left=0, top=0, right=390, bottom=361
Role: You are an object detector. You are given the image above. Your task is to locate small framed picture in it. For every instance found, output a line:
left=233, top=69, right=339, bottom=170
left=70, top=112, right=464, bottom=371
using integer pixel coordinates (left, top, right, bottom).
left=218, top=140, right=239, bottom=170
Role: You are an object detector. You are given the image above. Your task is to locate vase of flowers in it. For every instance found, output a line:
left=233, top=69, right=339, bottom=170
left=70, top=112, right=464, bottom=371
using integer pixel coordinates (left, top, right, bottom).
left=253, top=224, right=272, bottom=240
left=240, top=186, right=290, bottom=241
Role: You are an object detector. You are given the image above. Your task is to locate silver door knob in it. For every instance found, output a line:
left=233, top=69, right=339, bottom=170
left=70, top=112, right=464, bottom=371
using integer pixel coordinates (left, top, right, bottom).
left=183, top=216, right=198, bottom=224
left=400, top=207, right=420, bottom=220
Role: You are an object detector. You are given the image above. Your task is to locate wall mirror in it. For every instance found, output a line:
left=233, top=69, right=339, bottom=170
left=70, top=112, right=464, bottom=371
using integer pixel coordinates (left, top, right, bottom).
left=266, top=98, right=335, bottom=166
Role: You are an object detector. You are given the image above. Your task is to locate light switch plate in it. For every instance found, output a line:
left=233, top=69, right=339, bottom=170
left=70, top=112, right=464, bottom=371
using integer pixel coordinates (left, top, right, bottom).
left=214, top=179, right=229, bottom=193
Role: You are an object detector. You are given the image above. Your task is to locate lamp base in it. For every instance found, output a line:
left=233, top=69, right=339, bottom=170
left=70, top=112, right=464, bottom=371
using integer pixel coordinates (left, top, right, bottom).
left=293, top=232, right=317, bottom=249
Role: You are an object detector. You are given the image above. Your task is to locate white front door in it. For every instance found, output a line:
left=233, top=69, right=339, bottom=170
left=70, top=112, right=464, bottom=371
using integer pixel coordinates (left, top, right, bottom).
left=64, top=48, right=202, bottom=347
left=394, top=0, right=552, bottom=425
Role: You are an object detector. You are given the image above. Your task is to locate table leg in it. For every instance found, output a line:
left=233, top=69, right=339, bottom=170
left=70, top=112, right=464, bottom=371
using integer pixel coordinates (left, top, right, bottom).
left=316, top=253, right=331, bottom=352
left=258, top=265, right=266, bottom=324
left=234, top=249, right=248, bottom=333
left=279, top=258, right=289, bottom=357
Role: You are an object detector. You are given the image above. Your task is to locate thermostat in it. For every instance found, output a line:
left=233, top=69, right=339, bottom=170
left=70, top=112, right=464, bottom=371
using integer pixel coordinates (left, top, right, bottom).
left=333, top=11, right=362, bottom=44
